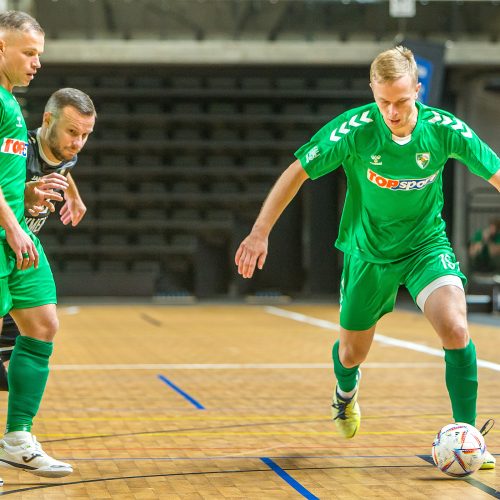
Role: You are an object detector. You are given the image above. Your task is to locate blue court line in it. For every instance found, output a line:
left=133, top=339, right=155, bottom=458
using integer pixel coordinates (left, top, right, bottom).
left=260, top=457, right=319, bottom=500
left=157, top=374, right=205, bottom=410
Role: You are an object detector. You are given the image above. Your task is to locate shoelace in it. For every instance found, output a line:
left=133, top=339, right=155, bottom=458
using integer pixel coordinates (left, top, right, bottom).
left=30, top=436, right=48, bottom=457
left=479, top=419, right=495, bottom=437
left=17, top=435, right=47, bottom=457
left=332, top=395, right=350, bottom=421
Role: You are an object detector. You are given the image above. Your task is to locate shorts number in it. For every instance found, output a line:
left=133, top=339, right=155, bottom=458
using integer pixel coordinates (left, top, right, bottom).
left=439, top=253, right=456, bottom=270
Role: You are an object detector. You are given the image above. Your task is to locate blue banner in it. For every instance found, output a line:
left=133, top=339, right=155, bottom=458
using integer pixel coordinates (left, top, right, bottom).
left=415, top=55, right=434, bottom=104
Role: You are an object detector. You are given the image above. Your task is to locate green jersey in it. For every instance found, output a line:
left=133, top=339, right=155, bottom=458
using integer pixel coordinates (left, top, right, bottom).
left=295, top=101, right=500, bottom=263
left=0, top=86, right=28, bottom=240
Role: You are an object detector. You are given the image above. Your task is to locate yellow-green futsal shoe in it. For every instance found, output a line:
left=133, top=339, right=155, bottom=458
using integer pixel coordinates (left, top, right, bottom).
left=331, top=383, right=361, bottom=438
left=479, top=419, right=496, bottom=470
left=480, top=450, right=496, bottom=470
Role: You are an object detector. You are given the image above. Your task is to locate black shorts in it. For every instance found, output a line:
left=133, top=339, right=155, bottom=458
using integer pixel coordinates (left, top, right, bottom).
left=0, top=313, right=20, bottom=362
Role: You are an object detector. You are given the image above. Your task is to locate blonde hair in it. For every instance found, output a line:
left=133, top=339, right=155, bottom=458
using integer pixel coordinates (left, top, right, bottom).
left=370, top=46, right=418, bottom=84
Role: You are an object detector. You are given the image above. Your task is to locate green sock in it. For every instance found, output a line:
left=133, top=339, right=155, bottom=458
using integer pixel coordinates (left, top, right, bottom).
left=444, top=340, right=477, bottom=427
left=6, top=336, right=53, bottom=433
left=332, top=340, right=359, bottom=393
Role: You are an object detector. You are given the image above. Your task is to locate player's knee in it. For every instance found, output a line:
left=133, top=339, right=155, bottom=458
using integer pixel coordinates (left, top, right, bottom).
left=29, top=315, right=59, bottom=341
left=44, top=315, right=59, bottom=340
left=442, top=324, right=469, bottom=349
left=340, top=346, right=367, bottom=368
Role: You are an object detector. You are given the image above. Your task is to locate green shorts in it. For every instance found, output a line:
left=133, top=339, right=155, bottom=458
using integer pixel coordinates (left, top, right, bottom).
left=339, top=244, right=466, bottom=331
left=0, top=234, right=57, bottom=317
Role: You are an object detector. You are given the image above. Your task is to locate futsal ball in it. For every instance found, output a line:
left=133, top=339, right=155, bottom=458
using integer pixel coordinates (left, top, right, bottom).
left=432, top=422, right=486, bottom=477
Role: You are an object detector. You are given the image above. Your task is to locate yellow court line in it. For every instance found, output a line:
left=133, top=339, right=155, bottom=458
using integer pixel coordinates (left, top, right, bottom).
left=36, top=415, right=329, bottom=422
left=34, top=412, right=498, bottom=422
left=34, top=429, right=500, bottom=438
left=49, top=362, right=444, bottom=370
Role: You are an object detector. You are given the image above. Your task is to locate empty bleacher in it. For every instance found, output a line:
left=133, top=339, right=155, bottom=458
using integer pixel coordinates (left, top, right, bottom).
left=22, top=65, right=370, bottom=297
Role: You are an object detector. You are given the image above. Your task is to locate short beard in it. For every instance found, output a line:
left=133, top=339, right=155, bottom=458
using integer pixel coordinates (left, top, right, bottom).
left=46, top=132, right=67, bottom=162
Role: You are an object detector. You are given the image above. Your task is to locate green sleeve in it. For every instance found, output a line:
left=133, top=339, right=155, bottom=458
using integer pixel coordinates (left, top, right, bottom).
left=448, top=119, right=500, bottom=180
left=294, top=114, right=353, bottom=180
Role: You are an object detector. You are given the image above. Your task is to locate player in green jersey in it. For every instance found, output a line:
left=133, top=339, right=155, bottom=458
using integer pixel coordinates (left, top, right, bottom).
left=0, top=11, right=73, bottom=480
left=235, top=46, right=500, bottom=469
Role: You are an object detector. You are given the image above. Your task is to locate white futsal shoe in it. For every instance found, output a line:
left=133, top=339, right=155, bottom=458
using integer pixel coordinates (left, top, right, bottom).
left=0, top=431, right=73, bottom=478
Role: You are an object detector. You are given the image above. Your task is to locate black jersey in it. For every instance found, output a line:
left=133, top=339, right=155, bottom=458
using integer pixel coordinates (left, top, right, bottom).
left=25, top=128, right=78, bottom=234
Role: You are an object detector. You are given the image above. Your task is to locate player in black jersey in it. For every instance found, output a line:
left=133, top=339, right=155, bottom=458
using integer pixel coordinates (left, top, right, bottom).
left=0, top=87, right=96, bottom=389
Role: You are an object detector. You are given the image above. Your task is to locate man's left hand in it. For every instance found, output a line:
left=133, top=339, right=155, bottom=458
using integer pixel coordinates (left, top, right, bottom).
left=60, top=195, right=87, bottom=226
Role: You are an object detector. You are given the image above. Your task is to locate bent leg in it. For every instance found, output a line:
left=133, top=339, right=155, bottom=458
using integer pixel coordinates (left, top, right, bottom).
left=6, top=304, right=58, bottom=432
left=423, top=285, right=476, bottom=426
left=333, top=254, right=399, bottom=438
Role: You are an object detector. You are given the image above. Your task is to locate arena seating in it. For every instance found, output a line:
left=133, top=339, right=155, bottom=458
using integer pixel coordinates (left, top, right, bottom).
left=22, top=65, right=370, bottom=297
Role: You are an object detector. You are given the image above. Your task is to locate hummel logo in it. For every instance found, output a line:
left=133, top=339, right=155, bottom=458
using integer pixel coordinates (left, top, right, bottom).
left=22, top=453, right=42, bottom=463
left=370, top=154, right=382, bottom=166
left=16, top=116, right=23, bottom=128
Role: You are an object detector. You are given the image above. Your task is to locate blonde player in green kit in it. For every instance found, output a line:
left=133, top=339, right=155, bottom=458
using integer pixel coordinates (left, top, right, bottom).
left=235, top=46, right=500, bottom=469
left=0, top=11, right=72, bottom=481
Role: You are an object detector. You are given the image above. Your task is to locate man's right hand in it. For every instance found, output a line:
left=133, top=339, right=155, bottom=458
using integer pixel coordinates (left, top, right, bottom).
left=234, top=232, right=268, bottom=279
left=234, top=160, right=309, bottom=279
left=24, top=173, right=69, bottom=216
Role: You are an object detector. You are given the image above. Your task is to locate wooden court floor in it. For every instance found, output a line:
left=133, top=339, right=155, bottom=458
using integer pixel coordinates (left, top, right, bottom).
left=0, top=302, right=499, bottom=499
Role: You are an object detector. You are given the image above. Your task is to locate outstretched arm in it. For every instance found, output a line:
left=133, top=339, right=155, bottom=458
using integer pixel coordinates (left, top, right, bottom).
left=235, top=159, right=309, bottom=279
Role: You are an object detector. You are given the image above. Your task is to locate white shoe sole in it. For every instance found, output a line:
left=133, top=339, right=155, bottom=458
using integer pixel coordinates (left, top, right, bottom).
left=26, top=466, right=73, bottom=478
left=0, top=459, right=72, bottom=478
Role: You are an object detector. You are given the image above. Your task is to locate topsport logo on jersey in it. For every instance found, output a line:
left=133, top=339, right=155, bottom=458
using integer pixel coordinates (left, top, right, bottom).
left=367, top=168, right=438, bottom=191
left=0, top=138, right=27, bottom=157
